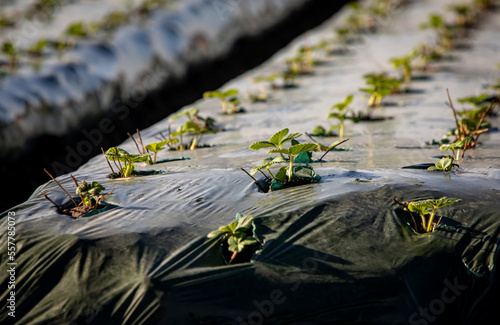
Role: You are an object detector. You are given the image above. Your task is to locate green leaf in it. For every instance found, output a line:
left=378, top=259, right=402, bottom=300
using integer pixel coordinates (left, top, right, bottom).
left=249, top=141, right=275, bottom=151
left=105, top=147, right=131, bottom=162
left=228, top=233, right=248, bottom=253
left=280, top=133, right=302, bottom=146
left=327, top=140, right=348, bottom=151
left=269, top=128, right=289, bottom=146
left=250, top=156, right=285, bottom=175
left=327, top=112, right=344, bottom=119
left=359, top=87, right=376, bottom=94
left=241, top=237, right=258, bottom=246
left=272, top=156, right=286, bottom=163
left=275, top=166, right=288, bottom=182
left=288, top=143, right=317, bottom=156
left=168, top=107, right=199, bottom=122
left=83, top=196, right=92, bottom=207
left=184, top=121, right=201, bottom=133
left=435, top=156, right=454, bottom=171
left=145, top=143, right=159, bottom=152
left=219, top=221, right=238, bottom=234
left=223, top=89, right=239, bottom=98
left=203, top=91, right=223, bottom=99
left=291, top=165, right=322, bottom=182
left=312, top=125, right=326, bottom=136
left=235, top=214, right=254, bottom=233
left=433, top=197, right=461, bottom=209
left=295, top=151, right=313, bottom=163
left=207, top=230, right=226, bottom=239
left=129, top=153, right=152, bottom=163
left=250, top=160, right=273, bottom=175
left=267, top=148, right=290, bottom=155
left=408, top=201, right=432, bottom=215
left=332, top=95, right=353, bottom=111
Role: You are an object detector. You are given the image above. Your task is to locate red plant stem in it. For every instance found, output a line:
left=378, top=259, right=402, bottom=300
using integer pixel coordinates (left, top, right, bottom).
left=137, top=128, right=146, bottom=153
left=319, top=138, right=350, bottom=162
left=70, top=174, right=84, bottom=203
left=229, top=251, right=238, bottom=264
left=114, top=147, right=124, bottom=174
left=446, top=89, right=463, bottom=139
left=101, top=147, right=115, bottom=174
left=259, top=170, right=270, bottom=181
left=43, top=168, right=77, bottom=206
left=127, top=132, right=142, bottom=154
left=240, top=168, right=266, bottom=192
left=41, top=191, right=62, bottom=209
left=473, top=100, right=496, bottom=144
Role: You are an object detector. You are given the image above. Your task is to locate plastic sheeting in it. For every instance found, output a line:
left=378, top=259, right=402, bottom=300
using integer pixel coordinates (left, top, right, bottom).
left=1, top=168, right=499, bottom=324
left=1, top=0, right=500, bottom=323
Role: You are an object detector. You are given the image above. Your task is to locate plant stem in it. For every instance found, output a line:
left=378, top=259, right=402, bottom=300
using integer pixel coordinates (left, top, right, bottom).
left=446, top=89, right=463, bottom=139
left=240, top=168, right=265, bottom=192
left=426, top=209, right=437, bottom=232
left=265, top=168, right=274, bottom=180
left=339, top=121, right=345, bottom=138
left=43, top=168, right=78, bottom=207
left=127, top=132, right=141, bottom=154
left=124, top=161, right=134, bottom=177
left=114, top=147, right=124, bottom=175
left=319, top=138, right=350, bottom=162
left=153, top=152, right=157, bottom=164
left=136, top=128, right=146, bottom=154
left=41, top=191, right=62, bottom=209
left=101, top=147, right=115, bottom=174
left=259, top=170, right=271, bottom=181
left=229, top=251, right=238, bottom=264
left=368, top=94, right=376, bottom=107
left=419, top=213, right=427, bottom=233
left=70, top=174, right=85, bottom=203
left=288, top=155, right=294, bottom=183
left=304, top=132, right=319, bottom=144
left=190, top=135, right=199, bottom=150
left=221, top=100, right=228, bottom=114
left=472, top=100, right=496, bottom=146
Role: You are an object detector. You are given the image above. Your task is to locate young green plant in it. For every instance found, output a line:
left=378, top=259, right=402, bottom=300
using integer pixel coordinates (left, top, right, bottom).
left=42, top=169, right=113, bottom=217
left=390, top=55, right=413, bottom=82
left=249, top=128, right=318, bottom=183
left=405, top=197, right=461, bottom=233
left=207, top=214, right=260, bottom=264
left=145, top=140, right=177, bottom=164
left=360, top=73, right=401, bottom=108
left=327, top=95, right=356, bottom=138
left=2, top=41, right=19, bottom=70
left=420, top=14, right=454, bottom=50
left=76, top=181, right=107, bottom=209
left=105, top=147, right=151, bottom=177
left=203, top=89, right=240, bottom=114
left=444, top=89, right=497, bottom=154
left=427, top=155, right=456, bottom=172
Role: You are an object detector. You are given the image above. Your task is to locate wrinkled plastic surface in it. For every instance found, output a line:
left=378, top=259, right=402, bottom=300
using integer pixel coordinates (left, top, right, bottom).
left=1, top=169, right=499, bottom=324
